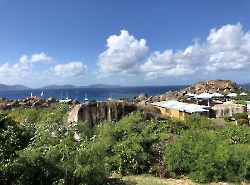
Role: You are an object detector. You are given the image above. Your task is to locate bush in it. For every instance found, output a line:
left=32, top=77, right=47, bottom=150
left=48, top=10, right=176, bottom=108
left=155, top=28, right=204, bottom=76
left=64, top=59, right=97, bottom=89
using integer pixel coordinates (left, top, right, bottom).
left=165, top=127, right=250, bottom=183
left=0, top=106, right=109, bottom=185
left=233, top=112, right=248, bottom=120
left=100, top=112, right=187, bottom=176
left=237, top=118, right=249, bottom=126
left=0, top=112, right=30, bottom=162
left=234, top=100, right=247, bottom=105
left=224, top=115, right=233, bottom=122
left=185, top=114, right=215, bottom=129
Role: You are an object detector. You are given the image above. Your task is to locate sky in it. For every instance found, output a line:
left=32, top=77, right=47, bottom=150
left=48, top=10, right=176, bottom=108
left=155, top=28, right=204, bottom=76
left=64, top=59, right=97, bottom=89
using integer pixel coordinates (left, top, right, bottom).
left=0, top=0, right=250, bottom=87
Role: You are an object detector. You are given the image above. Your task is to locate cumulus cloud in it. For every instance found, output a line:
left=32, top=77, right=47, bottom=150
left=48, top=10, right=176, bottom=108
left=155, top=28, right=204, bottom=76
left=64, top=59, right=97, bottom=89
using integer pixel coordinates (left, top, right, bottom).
left=140, top=23, right=250, bottom=79
left=0, top=52, right=52, bottom=79
left=50, top=61, right=87, bottom=76
left=30, top=52, right=53, bottom=63
left=98, top=30, right=148, bottom=76
left=0, top=53, right=87, bottom=86
left=141, top=43, right=202, bottom=78
left=205, top=23, right=250, bottom=71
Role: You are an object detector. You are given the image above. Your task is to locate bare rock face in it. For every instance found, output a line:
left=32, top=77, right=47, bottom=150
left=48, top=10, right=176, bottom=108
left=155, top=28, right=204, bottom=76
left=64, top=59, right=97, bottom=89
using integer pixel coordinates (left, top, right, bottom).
left=67, top=100, right=137, bottom=127
left=185, top=79, right=238, bottom=94
left=207, top=80, right=237, bottom=92
left=27, top=96, right=42, bottom=101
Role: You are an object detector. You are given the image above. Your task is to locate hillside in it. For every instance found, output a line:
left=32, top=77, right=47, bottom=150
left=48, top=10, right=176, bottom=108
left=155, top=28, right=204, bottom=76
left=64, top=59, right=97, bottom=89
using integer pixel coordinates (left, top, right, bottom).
left=41, top=84, right=121, bottom=89
left=84, top=84, right=122, bottom=88
left=40, top=84, right=76, bottom=89
left=0, top=84, right=30, bottom=91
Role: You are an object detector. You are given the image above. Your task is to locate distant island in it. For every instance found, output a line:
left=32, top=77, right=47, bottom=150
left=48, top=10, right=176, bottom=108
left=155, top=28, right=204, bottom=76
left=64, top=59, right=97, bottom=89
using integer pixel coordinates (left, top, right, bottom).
left=0, top=83, right=122, bottom=91
left=0, top=82, right=249, bottom=91
left=0, top=84, right=30, bottom=91
left=40, top=84, right=122, bottom=89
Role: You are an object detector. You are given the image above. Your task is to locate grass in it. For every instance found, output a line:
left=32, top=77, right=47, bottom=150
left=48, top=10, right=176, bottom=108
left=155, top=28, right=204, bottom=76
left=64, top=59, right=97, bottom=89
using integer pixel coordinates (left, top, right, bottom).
left=105, top=174, right=249, bottom=185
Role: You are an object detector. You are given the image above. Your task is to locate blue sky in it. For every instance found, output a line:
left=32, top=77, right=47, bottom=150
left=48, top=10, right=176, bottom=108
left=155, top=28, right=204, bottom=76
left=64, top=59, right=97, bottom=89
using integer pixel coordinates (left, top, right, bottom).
left=0, top=0, right=250, bottom=87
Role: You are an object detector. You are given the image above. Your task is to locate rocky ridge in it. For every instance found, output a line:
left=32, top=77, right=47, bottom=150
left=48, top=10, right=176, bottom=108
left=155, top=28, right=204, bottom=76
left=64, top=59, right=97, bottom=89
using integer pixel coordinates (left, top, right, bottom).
left=0, top=96, right=79, bottom=110
left=149, top=79, right=238, bottom=102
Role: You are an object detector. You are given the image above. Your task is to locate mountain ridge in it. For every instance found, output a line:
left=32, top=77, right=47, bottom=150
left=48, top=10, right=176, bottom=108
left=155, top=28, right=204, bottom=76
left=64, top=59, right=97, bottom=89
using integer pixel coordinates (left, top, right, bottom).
left=0, top=84, right=30, bottom=91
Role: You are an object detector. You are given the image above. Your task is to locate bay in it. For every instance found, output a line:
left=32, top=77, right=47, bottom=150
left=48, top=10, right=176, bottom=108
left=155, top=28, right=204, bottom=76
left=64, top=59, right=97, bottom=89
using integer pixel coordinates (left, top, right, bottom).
left=0, top=86, right=187, bottom=103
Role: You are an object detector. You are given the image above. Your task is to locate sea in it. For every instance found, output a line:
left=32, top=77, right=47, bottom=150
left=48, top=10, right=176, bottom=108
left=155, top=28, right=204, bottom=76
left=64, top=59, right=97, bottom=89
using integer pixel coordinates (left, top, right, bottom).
left=0, top=86, right=187, bottom=104
left=1, top=84, right=249, bottom=104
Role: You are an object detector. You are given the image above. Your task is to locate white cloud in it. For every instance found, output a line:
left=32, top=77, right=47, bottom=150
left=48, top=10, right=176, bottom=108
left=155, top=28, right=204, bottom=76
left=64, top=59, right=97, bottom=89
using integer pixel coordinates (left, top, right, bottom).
left=30, top=52, right=53, bottom=63
left=140, top=23, right=250, bottom=79
left=98, top=30, right=148, bottom=76
left=19, top=52, right=53, bottom=64
left=0, top=52, right=53, bottom=79
left=50, top=61, right=87, bottom=76
left=141, top=43, right=202, bottom=78
left=0, top=53, right=87, bottom=86
left=205, top=23, right=250, bottom=71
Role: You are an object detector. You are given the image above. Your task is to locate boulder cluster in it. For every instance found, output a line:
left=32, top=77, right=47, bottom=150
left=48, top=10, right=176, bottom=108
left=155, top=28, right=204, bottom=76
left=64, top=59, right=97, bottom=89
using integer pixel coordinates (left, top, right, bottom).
left=67, top=100, right=137, bottom=127
left=183, top=79, right=238, bottom=94
left=0, top=96, right=79, bottom=110
left=146, top=79, right=239, bottom=102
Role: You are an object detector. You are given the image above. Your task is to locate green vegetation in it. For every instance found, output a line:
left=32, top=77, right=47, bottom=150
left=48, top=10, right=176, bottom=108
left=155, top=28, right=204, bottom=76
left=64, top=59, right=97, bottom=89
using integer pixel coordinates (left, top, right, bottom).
left=0, top=107, right=250, bottom=184
left=223, top=115, right=233, bottom=122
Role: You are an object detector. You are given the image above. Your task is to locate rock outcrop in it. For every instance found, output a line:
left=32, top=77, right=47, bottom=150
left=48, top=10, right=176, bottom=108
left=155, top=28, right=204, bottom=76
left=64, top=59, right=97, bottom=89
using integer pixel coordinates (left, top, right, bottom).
left=185, top=79, right=238, bottom=94
left=0, top=96, right=80, bottom=110
left=147, top=79, right=239, bottom=102
left=67, top=100, right=137, bottom=127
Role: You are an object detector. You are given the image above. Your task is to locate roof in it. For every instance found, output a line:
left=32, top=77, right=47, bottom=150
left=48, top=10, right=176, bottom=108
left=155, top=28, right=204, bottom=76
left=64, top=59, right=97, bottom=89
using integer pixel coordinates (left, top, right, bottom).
left=212, top=93, right=224, bottom=97
left=185, top=93, right=196, bottom=97
left=240, top=92, right=248, bottom=96
left=195, top=93, right=213, bottom=99
left=151, top=100, right=209, bottom=114
left=227, top=93, right=238, bottom=97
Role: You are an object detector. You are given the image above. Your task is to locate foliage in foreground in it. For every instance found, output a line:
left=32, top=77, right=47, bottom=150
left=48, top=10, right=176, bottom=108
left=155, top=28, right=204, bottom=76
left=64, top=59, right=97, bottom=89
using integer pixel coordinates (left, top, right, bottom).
left=165, top=115, right=250, bottom=183
left=0, top=106, right=109, bottom=185
left=0, top=107, right=250, bottom=184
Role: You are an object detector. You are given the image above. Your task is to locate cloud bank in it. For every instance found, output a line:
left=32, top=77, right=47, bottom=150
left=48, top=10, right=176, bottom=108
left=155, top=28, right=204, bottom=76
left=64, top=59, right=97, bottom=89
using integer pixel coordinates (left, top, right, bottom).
left=97, top=23, right=250, bottom=80
left=140, top=23, right=250, bottom=78
left=0, top=53, right=87, bottom=85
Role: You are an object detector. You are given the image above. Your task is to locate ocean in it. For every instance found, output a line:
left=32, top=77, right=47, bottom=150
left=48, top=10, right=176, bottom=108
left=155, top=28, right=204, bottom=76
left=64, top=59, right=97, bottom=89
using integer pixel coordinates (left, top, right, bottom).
left=0, top=86, right=187, bottom=103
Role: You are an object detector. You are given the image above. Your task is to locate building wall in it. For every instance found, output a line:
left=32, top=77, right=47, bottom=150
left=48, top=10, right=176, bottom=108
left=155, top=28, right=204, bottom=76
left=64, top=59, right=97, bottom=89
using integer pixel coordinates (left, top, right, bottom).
left=211, top=103, right=246, bottom=118
left=247, top=101, right=250, bottom=113
left=157, top=106, right=188, bottom=120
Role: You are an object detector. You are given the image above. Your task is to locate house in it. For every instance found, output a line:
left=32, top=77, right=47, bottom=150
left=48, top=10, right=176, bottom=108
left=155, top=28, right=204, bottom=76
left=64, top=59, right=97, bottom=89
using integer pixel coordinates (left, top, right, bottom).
left=211, top=101, right=247, bottom=117
left=151, top=100, right=209, bottom=120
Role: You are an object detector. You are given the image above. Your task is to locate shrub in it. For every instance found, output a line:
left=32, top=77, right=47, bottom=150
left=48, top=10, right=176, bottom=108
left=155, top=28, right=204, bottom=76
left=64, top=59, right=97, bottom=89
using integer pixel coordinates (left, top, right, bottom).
left=224, top=115, right=233, bottom=122
left=237, top=118, right=249, bottom=126
left=165, top=127, right=250, bottom=183
left=233, top=112, right=248, bottom=120
left=0, top=112, right=30, bottom=162
left=234, top=100, right=247, bottom=105
left=185, top=114, right=215, bottom=129
left=102, top=112, right=186, bottom=176
left=0, top=106, right=109, bottom=185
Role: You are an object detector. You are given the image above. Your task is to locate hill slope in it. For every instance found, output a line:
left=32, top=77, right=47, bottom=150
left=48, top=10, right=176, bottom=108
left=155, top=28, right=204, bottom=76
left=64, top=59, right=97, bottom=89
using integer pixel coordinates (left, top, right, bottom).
left=0, top=84, right=30, bottom=91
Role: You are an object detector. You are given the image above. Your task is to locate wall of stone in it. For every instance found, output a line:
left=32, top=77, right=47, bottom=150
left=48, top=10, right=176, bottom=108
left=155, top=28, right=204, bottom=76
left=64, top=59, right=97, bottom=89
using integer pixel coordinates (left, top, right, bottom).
left=211, top=102, right=247, bottom=118
left=67, top=101, right=137, bottom=127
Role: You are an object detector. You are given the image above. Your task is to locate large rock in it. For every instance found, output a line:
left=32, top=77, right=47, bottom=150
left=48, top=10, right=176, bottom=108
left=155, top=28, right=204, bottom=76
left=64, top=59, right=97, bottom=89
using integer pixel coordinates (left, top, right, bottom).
left=67, top=100, right=137, bottom=127
left=185, top=79, right=238, bottom=94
